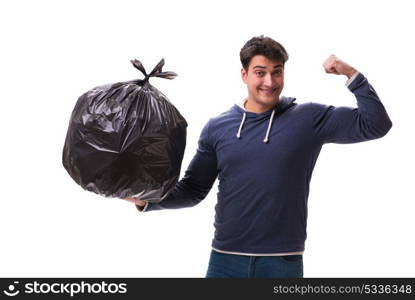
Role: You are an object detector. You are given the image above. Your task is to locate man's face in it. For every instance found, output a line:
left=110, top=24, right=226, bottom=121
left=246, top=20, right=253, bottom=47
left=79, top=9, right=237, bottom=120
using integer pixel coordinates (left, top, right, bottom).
left=241, top=55, right=284, bottom=108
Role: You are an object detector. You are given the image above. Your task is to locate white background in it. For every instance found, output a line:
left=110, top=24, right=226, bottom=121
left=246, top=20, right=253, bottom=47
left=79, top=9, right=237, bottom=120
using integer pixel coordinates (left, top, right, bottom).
left=1, top=0, right=414, bottom=277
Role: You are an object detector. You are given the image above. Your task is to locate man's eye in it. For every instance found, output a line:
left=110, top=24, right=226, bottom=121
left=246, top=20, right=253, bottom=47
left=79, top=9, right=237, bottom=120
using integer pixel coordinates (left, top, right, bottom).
left=256, top=72, right=263, bottom=76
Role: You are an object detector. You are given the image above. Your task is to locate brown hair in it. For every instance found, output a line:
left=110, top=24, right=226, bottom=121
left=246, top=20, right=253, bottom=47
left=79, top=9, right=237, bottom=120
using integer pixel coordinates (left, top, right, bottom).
left=240, top=35, right=289, bottom=71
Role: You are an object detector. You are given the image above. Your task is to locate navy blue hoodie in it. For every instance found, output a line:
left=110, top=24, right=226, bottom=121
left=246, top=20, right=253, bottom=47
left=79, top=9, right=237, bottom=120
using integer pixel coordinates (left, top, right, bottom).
left=137, top=72, right=392, bottom=255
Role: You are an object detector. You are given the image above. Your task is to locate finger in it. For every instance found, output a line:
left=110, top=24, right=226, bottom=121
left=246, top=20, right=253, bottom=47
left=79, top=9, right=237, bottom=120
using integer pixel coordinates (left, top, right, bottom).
left=124, top=197, right=137, bottom=202
left=322, top=60, right=335, bottom=72
left=136, top=200, right=146, bottom=206
left=324, top=65, right=335, bottom=73
left=323, top=54, right=336, bottom=65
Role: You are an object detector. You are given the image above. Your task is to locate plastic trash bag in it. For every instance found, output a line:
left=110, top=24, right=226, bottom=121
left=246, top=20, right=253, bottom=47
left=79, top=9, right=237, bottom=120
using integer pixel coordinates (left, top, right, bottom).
left=62, top=58, right=187, bottom=202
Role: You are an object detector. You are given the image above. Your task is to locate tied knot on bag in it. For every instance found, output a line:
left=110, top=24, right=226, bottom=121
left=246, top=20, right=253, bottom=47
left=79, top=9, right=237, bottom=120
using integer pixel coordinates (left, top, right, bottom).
left=130, top=58, right=177, bottom=84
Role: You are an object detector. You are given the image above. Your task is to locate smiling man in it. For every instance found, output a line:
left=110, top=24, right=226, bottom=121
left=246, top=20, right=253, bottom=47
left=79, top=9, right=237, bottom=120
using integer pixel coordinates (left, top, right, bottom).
left=124, top=35, right=392, bottom=278
left=242, top=55, right=285, bottom=113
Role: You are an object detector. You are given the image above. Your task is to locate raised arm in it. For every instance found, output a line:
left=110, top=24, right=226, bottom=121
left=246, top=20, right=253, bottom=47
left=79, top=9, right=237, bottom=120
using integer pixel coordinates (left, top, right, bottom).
left=311, top=55, right=392, bottom=144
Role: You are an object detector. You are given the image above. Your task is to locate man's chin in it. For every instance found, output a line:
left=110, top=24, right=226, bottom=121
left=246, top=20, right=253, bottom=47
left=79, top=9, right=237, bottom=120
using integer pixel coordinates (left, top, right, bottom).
left=257, top=97, right=279, bottom=106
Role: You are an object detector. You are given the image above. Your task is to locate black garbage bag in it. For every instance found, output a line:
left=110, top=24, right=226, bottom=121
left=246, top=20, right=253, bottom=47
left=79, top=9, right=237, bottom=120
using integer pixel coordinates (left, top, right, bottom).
left=62, top=58, right=187, bottom=202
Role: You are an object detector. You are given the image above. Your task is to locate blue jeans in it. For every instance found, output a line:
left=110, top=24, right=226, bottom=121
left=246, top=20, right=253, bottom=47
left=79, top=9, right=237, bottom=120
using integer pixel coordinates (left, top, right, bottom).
left=205, top=249, right=304, bottom=278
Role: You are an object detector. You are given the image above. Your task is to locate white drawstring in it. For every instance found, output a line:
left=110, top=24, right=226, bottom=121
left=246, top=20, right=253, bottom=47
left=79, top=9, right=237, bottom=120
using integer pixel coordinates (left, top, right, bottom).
left=236, top=110, right=276, bottom=143
left=236, top=112, right=246, bottom=139
left=263, top=109, right=275, bottom=143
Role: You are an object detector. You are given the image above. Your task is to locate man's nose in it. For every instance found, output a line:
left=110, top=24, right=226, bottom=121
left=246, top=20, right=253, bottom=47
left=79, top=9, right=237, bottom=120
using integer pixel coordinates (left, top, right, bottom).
left=263, top=73, right=273, bottom=87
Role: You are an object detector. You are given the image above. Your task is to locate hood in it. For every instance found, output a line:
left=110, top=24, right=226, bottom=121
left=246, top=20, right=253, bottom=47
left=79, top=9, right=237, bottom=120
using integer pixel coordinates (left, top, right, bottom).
left=232, top=96, right=297, bottom=143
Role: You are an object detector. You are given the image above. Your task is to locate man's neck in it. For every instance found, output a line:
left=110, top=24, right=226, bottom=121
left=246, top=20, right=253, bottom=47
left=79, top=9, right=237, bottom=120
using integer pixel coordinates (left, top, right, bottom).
left=244, top=98, right=279, bottom=114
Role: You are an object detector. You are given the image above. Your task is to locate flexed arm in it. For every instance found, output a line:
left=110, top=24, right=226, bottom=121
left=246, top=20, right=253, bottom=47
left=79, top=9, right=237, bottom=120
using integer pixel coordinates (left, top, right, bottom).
left=311, top=55, right=392, bottom=144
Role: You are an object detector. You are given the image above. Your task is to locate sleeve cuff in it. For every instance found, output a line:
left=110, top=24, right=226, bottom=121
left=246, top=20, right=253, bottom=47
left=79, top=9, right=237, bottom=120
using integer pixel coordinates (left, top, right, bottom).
left=345, top=71, right=360, bottom=87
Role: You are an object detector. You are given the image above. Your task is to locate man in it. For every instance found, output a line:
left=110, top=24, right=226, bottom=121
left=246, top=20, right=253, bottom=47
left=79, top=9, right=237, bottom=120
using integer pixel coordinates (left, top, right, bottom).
left=124, top=35, right=392, bottom=278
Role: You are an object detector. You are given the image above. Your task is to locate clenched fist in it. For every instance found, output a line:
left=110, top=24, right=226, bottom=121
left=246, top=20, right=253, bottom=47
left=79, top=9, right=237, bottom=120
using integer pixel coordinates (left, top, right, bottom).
left=323, top=55, right=357, bottom=79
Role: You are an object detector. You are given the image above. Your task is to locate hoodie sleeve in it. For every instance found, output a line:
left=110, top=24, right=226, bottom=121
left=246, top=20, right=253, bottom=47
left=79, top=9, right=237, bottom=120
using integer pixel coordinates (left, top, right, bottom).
left=136, top=119, right=218, bottom=212
left=311, top=72, right=392, bottom=144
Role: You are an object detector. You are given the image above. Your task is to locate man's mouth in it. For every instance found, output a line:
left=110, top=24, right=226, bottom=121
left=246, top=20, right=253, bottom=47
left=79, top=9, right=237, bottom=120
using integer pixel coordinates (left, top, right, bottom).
left=258, top=87, right=277, bottom=95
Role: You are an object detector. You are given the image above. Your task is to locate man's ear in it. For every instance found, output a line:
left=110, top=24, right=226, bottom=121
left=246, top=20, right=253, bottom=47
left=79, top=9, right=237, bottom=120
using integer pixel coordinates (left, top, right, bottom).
left=241, top=67, right=248, bottom=84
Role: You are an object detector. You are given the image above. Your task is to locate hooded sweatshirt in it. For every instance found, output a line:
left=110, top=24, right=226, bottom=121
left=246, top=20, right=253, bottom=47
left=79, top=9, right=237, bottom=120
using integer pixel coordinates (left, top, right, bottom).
left=136, top=72, right=392, bottom=255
